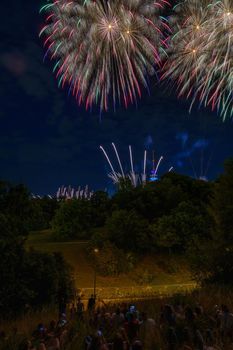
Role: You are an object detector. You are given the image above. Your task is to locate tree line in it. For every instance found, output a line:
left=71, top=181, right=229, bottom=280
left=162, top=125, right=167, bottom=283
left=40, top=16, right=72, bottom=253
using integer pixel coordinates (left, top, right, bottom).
left=49, top=158, right=233, bottom=284
left=0, top=182, right=73, bottom=317
left=1, top=159, right=233, bottom=316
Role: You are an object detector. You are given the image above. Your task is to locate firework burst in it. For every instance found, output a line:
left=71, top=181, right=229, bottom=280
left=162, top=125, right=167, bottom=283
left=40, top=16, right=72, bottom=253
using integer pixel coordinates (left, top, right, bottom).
left=100, top=143, right=173, bottom=188
left=40, top=0, right=170, bottom=111
left=163, top=0, right=233, bottom=120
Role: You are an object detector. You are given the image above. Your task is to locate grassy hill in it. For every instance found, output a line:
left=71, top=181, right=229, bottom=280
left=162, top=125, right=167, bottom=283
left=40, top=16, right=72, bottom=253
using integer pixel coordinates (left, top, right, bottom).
left=26, top=230, right=195, bottom=299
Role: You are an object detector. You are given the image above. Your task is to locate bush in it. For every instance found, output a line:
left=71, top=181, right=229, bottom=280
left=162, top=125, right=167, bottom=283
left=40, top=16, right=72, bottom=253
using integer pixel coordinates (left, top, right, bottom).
left=0, top=235, right=74, bottom=318
left=106, top=209, right=153, bottom=252
left=151, top=201, right=212, bottom=252
left=52, top=200, right=93, bottom=240
left=87, top=241, right=136, bottom=276
left=188, top=159, right=233, bottom=285
left=132, top=268, right=156, bottom=285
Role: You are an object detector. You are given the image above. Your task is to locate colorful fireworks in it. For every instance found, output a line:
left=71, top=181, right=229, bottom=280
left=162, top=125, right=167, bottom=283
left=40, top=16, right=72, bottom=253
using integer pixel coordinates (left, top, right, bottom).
left=31, top=186, right=94, bottom=200
left=56, top=185, right=94, bottom=199
left=163, top=0, right=233, bottom=120
left=40, top=0, right=170, bottom=111
left=100, top=143, right=147, bottom=187
left=100, top=143, right=173, bottom=188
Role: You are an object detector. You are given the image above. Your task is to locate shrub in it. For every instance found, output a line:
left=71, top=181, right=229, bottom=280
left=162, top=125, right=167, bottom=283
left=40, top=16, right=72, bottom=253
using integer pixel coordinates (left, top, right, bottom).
left=87, top=241, right=136, bottom=276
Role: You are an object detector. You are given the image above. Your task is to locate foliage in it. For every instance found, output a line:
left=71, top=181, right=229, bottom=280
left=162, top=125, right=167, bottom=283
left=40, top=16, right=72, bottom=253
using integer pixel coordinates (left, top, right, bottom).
left=132, top=268, right=156, bottom=285
left=1, top=157, right=233, bottom=300
left=211, top=159, right=233, bottom=242
left=106, top=209, right=153, bottom=252
left=0, top=235, right=29, bottom=317
left=87, top=228, right=136, bottom=275
left=88, top=241, right=135, bottom=276
left=0, top=241, right=74, bottom=317
left=0, top=208, right=74, bottom=317
left=111, top=172, right=212, bottom=221
left=0, top=182, right=32, bottom=236
left=87, top=227, right=110, bottom=248
left=188, top=159, right=233, bottom=285
left=29, top=197, right=59, bottom=231
left=151, top=201, right=212, bottom=252
left=52, top=199, right=93, bottom=240
left=52, top=192, right=110, bottom=240
left=89, top=191, right=110, bottom=227
left=22, top=249, right=74, bottom=308
left=0, top=181, right=58, bottom=234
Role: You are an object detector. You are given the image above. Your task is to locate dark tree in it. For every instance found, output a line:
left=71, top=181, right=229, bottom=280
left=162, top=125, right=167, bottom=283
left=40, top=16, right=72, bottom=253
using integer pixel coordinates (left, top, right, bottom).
left=189, top=159, right=233, bottom=285
left=52, top=199, right=93, bottom=240
left=107, top=209, right=152, bottom=252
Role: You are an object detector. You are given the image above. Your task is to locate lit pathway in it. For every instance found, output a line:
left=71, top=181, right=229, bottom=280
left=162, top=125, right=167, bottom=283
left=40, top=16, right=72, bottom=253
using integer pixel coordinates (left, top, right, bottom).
left=76, top=282, right=197, bottom=301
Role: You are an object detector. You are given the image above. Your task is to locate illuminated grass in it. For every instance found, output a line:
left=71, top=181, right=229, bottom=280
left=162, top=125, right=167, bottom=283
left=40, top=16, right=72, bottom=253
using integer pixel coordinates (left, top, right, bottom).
left=26, top=230, right=194, bottom=298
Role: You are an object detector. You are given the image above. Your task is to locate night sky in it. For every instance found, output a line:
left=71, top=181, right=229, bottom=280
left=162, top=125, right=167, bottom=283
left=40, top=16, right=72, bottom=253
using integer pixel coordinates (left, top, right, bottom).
left=1, top=0, right=233, bottom=195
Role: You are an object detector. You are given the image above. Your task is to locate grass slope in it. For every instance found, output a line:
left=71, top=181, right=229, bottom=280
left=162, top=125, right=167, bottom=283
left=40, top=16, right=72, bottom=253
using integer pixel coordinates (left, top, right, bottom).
left=26, top=230, right=195, bottom=298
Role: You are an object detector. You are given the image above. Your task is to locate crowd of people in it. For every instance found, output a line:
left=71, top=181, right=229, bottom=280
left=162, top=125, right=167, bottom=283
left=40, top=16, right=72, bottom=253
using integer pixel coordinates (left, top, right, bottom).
left=17, top=313, right=69, bottom=350
left=83, top=297, right=233, bottom=350
left=1, top=296, right=233, bottom=350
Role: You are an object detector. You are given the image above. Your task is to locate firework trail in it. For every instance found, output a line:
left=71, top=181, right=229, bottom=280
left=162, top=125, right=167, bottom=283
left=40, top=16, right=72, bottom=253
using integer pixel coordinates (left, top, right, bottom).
left=40, top=0, right=170, bottom=111
left=174, top=133, right=212, bottom=180
left=142, top=150, right=147, bottom=183
left=163, top=0, right=233, bottom=120
left=100, top=145, right=118, bottom=182
left=155, top=155, right=164, bottom=174
left=56, top=185, right=94, bottom=199
left=129, top=145, right=137, bottom=187
left=112, top=142, right=125, bottom=178
left=101, top=144, right=173, bottom=188
left=129, top=145, right=134, bottom=174
left=101, top=144, right=143, bottom=187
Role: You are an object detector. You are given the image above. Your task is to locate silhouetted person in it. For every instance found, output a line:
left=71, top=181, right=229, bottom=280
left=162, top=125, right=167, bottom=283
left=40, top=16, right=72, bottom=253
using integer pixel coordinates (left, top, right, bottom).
left=126, top=312, right=139, bottom=343
left=113, top=333, right=124, bottom=350
left=88, top=294, right=96, bottom=312
left=132, top=340, right=143, bottom=350
left=163, top=304, right=176, bottom=327
left=77, top=297, right=85, bottom=320
left=58, top=296, right=67, bottom=316
left=184, top=306, right=195, bottom=324
left=166, top=327, right=178, bottom=350
left=193, top=329, right=204, bottom=350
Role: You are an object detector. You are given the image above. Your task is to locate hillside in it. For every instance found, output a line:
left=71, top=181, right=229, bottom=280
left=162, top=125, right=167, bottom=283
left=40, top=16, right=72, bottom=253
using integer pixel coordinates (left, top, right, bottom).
left=26, top=230, right=195, bottom=299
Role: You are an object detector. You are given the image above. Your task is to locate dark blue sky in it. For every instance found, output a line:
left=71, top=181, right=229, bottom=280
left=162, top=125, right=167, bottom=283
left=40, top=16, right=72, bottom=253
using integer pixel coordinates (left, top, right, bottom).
left=0, top=0, right=233, bottom=195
